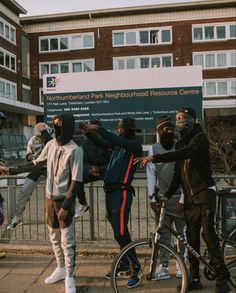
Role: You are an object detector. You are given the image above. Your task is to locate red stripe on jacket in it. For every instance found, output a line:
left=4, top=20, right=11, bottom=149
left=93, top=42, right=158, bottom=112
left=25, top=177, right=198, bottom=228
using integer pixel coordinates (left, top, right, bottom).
left=120, top=154, right=134, bottom=235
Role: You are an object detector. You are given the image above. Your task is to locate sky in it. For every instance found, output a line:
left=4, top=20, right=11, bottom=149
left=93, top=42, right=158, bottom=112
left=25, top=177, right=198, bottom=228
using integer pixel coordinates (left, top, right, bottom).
left=16, top=0, right=201, bottom=16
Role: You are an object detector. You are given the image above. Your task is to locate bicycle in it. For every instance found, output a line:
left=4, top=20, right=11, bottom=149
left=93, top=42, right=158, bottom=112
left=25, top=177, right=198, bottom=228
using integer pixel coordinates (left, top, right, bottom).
left=215, top=189, right=236, bottom=288
left=110, top=200, right=236, bottom=293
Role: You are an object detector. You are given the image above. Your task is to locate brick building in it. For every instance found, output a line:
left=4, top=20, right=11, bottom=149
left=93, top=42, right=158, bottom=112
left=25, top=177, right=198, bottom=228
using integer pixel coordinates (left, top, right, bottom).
left=0, top=0, right=43, bottom=139
left=1, top=0, right=236, bottom=143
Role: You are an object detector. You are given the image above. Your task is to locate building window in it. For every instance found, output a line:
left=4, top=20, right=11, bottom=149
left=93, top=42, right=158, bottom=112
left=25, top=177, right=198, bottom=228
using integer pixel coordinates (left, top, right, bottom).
left=0, top=18, right=16, bottom=44
left=113, top=27, right=172, bottom=47
left=192, top=23, right=236, bottom=42
left=39, top=33, right=94, bottom=52
left=203, top=79, right=236, bottom=97
left=230, top=24, right=236, bottom=38
left=39, top=59, right=95, bottom=78
left=113, top=54, right=172, bottom=70
left=193, top=50, right=236, bottom=69
left=22, top=85, right=31, bottom=103
left=0, top=48, right=16, bottom=72
left=39, top=88, right=44, bottom=105
left=0, top=78, right=17, bottom=100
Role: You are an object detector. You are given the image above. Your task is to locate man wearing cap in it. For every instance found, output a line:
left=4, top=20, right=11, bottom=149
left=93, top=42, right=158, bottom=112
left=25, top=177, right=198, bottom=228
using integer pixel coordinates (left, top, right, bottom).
left=135, top=107, right=230, bottom=293
left=146, top=115, right=185, bottom=280
left=80, top=117, right=143, bottom=289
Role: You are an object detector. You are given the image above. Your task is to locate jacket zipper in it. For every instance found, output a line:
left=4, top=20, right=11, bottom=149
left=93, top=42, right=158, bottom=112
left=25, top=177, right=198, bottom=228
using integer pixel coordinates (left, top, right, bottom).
left=55, top=149, right=63, bottom=177
left=184, top=159, right=193, bottom=196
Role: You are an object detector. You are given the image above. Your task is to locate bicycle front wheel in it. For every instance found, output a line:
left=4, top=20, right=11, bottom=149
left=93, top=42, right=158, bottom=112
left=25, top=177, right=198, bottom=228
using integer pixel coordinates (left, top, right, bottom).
left=110, top=238, right=188, bottom=293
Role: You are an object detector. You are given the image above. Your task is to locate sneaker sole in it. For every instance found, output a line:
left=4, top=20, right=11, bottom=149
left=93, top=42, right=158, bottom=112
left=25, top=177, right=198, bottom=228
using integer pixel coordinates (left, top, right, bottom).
left=176, top=274, right=182, bottom=278
left=127, top=277, right=142, bottom=289
left=152, top=275, right=171, bottom=281
left=45, top=275, right=65, bottom=284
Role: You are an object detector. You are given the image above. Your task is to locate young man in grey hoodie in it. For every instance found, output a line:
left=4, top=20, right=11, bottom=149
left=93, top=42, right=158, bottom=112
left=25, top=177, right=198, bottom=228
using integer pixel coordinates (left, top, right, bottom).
left=2, top=113, right=83, bottom=293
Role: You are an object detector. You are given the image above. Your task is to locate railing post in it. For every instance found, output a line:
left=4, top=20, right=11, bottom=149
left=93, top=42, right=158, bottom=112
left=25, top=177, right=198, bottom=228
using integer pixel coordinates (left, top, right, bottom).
left=7, top=177, right=16, bottom=224
left=89, top=182, right=95, bottom=241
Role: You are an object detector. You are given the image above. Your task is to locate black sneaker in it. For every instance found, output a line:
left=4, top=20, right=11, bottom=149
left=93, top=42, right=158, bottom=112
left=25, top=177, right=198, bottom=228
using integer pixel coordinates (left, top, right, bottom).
left=106, top=268, right=131, bottom=279
left=177, top=279, right=203, bottom=292
left=215, top=280, right=230, bottom=293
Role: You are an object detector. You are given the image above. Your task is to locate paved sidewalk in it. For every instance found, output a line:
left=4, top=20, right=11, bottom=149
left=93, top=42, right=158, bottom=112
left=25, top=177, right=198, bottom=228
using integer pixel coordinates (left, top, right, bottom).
left=0, top=245, right=235, bottom=293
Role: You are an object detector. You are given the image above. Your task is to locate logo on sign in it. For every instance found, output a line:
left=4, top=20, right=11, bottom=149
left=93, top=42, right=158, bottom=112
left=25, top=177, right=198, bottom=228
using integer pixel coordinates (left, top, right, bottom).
left=46, top=76, right=61, bottom=89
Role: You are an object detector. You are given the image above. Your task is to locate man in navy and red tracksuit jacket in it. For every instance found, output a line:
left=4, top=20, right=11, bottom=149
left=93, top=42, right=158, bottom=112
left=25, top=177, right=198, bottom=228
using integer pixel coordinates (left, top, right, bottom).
left=80, top=117, right=142, bottom=289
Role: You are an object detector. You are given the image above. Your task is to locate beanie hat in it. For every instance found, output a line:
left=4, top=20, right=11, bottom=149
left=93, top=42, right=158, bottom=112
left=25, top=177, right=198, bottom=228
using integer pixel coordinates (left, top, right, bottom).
left=156, top=116, right=174, bottom=133
left=176, top=107, right=196, bottom=120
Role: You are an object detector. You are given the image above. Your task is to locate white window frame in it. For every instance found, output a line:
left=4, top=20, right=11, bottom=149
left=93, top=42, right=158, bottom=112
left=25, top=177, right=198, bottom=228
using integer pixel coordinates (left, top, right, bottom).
left=203, top=78, right=236, bottom=97
left=39, top=59, right=95, bottom=78
left=0, top=77, right=17, bottom=100
left=192, top=22, right=236, bottom=43
left=0, top=47, right=16, bottom=72
left=112, top=27, right=172, bottom=47
left=113, top=54, right=173, bottom=70
left=39, top=32, right=94, bottom=53
left=0, top=17, right=16, bottom=44
left=193, top=50, right=236, bottom=69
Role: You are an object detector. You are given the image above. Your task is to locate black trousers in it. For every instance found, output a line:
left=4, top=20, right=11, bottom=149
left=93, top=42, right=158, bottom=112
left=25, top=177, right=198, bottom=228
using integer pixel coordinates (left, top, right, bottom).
left=184, top=189, right=229, bottom=281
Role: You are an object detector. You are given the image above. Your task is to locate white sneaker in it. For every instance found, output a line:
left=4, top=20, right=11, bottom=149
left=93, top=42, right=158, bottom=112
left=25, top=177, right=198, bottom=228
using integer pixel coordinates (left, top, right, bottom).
left=7, top=216, right=21, bottom=230
left=74, top=203, right=89, bottom=219
left=152, top=264, right=170, bottom=281
left=176, top=262, right=182, bottom=278
left=65, top=276, right=76, bottom=293
left=45, top=267, right=66, bottom=284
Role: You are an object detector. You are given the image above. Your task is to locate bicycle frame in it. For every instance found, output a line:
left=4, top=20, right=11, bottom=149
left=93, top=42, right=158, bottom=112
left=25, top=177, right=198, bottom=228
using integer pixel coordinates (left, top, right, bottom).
left=149, top=202, right=216, bottom=278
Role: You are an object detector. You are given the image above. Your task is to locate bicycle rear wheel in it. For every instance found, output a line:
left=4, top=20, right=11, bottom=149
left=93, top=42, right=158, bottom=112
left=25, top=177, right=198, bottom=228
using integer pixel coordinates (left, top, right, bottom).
left=110, top=237, right=188, bottom=293
left=222, top=226, right=236, bottom=288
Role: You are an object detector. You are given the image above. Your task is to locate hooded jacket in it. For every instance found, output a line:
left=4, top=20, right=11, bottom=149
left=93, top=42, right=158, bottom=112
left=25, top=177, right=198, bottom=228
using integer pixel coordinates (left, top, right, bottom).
left=152, top=124, right=215, bottom=202
left=10, top=114, right=83, bottom=210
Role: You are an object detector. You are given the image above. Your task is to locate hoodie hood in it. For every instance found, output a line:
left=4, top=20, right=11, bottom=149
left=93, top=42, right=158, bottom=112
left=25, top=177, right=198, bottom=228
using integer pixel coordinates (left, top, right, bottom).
left=53, top=113, right=75, bottom=146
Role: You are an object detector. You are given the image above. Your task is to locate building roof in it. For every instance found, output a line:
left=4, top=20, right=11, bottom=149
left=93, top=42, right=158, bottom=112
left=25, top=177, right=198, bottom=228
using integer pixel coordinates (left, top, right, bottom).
left=2, top=0, right=27, bottom=15
left=20, top=0, right=235, bottom=24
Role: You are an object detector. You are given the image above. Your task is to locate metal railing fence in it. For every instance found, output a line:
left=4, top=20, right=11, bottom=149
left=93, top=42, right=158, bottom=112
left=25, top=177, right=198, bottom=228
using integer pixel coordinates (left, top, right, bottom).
left=0, top=174, right=235, bottom=245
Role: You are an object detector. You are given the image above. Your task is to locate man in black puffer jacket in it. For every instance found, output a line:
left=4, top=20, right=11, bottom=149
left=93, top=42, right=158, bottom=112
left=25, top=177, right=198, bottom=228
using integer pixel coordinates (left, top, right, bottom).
left=135, top=107, right=230, bottom=293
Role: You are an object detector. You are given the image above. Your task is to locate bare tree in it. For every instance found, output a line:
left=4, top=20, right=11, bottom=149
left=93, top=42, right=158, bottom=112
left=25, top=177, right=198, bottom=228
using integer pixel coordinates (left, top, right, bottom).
left=205, top=119, right=236, bottom=184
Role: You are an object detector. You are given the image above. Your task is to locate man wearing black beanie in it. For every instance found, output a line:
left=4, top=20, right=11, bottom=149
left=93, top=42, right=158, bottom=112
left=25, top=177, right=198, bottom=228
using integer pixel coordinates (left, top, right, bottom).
left=135, top=107, right=230, bottom=293
left=146, top=115, right=185, bottom=280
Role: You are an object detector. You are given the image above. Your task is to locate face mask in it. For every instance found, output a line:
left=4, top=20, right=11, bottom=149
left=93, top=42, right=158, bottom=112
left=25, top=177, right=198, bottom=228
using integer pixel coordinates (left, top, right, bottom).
left=176, top=121, right=194, bottom=137
left=159, top=132, right=174, bottom=150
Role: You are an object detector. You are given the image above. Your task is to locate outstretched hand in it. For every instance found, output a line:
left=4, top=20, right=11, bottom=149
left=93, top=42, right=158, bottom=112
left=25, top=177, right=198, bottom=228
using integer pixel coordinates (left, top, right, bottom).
left=79, top=122, right=99, bottom=134
left=133, top=156, right=154, bottom=168
left=0, top=166, right=9, bottom=175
